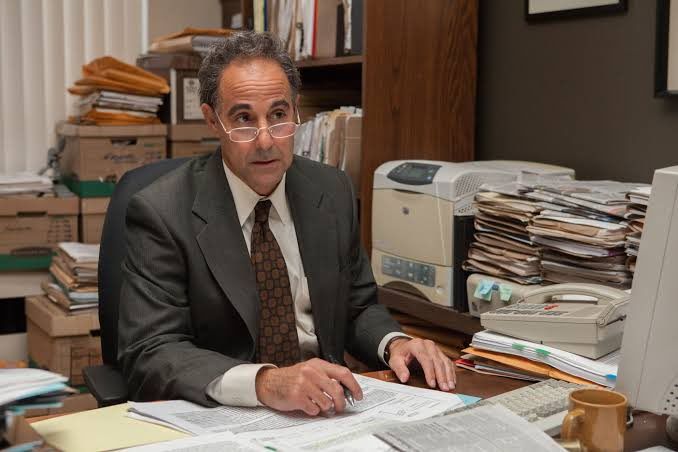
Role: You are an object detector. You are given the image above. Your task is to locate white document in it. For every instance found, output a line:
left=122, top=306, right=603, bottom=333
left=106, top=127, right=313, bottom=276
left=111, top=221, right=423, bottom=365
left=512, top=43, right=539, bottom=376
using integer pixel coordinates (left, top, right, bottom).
left=375, top=405, right=565, bottom=452
left=122, top=431, right=265, bottom=451
left=58, top=242, right=100, bottom=263
left=128, top=374, right=464, bottom=450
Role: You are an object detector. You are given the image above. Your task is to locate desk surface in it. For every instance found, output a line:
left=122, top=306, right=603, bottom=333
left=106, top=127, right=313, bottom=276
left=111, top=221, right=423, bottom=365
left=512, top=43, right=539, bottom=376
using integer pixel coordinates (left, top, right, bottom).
left=365, top=369, right=677, bottom=452
left=15, top=369, right=678, bottom=451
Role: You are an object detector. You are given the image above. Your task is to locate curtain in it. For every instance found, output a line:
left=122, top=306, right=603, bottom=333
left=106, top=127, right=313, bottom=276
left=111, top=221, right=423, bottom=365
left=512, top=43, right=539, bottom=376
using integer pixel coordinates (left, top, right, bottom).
left=0, top=0, right=144, bottom=173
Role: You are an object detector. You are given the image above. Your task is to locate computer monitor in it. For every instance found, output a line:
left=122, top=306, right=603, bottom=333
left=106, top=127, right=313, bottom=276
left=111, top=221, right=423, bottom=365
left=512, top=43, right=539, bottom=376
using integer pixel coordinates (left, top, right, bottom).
left=616, top=165, right=678, bottom=416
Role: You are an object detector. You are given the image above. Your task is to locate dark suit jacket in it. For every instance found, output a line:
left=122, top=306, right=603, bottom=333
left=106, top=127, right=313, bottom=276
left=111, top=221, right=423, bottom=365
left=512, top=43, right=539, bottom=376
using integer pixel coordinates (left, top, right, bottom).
left=117, top=150, right=401, bottom=406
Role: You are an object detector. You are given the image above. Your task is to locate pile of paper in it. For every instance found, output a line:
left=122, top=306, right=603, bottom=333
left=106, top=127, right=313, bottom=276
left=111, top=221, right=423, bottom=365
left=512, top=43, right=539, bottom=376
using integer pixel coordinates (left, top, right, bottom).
left=625, top=186, right=651, bottom=273
left=524, top=180, right=644, bottom=289
left=455, top=354, right=546, bottom=382
left=149, top=28, right=232, bottom=56
left=0, top=173, right=53, bottom=196
left=470, top=330, right=619, bottom=387
left=42, top=242, right=99, bottom=312
left=68, top=56, right=168, bottom=125
left=1, top=368, right=72, bottom=444
left=462, top=183, right=544, bottom=284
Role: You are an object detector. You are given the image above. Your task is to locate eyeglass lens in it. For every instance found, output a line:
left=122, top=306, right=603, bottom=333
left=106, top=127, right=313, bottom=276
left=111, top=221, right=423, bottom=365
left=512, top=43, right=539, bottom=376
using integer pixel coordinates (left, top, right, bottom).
left=230, top=123, right=298, bottom=142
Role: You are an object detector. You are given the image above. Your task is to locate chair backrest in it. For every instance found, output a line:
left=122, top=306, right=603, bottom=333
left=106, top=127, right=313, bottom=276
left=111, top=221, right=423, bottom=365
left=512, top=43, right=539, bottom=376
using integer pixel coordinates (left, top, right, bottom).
left=98, top=158, right=190, bottom=366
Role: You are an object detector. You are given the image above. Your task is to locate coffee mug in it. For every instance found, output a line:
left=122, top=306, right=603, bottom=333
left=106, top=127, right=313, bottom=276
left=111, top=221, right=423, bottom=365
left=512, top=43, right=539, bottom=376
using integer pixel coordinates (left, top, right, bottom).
left=561, top=388, right=627, bottom=452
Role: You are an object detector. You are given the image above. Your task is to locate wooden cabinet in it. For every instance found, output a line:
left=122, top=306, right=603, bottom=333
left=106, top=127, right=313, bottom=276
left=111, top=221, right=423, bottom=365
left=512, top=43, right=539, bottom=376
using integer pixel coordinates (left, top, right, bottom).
left=360, top=0, right=478, bottom=250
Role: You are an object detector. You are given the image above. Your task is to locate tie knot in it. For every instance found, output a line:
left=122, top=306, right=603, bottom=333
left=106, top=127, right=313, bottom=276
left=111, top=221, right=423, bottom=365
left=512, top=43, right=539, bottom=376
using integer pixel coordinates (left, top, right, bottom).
left=254, top=200, right=272, bottom=224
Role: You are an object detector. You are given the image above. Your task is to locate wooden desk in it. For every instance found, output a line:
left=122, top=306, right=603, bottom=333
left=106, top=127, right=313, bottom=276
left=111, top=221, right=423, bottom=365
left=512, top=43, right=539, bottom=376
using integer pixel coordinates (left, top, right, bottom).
left=364, top=369, right=677, bottom=451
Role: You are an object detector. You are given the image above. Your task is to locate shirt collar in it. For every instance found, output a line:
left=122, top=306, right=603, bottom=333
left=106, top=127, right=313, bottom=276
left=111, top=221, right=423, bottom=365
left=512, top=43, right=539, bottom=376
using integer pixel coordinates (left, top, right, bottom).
left=222, top=160, right=290, bottom=227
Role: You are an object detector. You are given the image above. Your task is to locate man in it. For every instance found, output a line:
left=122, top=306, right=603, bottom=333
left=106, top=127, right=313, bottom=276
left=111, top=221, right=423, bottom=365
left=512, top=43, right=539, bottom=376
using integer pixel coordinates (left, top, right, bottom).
left=118, top=31, right=455, bottom=416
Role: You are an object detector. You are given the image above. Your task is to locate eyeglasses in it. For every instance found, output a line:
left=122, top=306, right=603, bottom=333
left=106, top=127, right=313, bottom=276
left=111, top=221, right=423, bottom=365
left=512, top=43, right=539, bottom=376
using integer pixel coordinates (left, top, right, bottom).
left=215, top=109, right=301, bottom=143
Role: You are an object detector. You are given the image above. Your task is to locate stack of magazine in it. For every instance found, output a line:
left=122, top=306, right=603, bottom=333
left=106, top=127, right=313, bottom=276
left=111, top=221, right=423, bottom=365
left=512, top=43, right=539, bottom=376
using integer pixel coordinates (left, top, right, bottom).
left=42, top=242, right=99, bottom=313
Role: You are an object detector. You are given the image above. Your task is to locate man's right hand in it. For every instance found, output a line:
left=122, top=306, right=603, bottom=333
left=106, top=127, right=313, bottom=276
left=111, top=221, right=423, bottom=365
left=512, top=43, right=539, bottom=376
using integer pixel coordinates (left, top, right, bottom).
left=255, top=358, right=363, bottom=416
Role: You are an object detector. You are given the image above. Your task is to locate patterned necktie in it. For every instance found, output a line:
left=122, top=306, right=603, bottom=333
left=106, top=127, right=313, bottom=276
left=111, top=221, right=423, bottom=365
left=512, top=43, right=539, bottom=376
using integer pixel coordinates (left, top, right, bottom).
left=250, top=200, right=301, bottom=367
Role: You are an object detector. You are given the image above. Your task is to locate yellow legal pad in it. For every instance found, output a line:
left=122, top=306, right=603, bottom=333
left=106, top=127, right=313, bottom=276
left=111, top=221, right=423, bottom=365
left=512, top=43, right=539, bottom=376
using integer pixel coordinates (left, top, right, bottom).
left=31, top=402, right=188, bottom=452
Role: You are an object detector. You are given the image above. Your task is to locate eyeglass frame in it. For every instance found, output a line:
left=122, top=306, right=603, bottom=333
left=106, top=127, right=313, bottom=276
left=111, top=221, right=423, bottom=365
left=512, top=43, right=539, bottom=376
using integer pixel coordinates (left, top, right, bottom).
left=214, top=106, right=301, bottom=143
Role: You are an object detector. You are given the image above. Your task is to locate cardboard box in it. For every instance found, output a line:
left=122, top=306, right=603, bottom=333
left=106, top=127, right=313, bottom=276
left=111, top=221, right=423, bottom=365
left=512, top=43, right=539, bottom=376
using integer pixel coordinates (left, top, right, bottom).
left=56, top=122, right=167, bottom=182
left=80, top=197, right=110, bottom=244
left=26, top=296, right=101, bottom=386
left=0, top=190, right=78, bottom=259
left=137, top=53, right=203, bottom=125
left=0, top=332, right=27, bottom=362
left=168, top=124, right=217, bottom=159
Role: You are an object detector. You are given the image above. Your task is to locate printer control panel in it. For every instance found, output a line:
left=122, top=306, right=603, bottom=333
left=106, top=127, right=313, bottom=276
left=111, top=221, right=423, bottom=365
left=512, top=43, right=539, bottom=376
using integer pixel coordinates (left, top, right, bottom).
left=382, top=255, right=435, bottom=287
left=387, top=162, right=441, bottom=185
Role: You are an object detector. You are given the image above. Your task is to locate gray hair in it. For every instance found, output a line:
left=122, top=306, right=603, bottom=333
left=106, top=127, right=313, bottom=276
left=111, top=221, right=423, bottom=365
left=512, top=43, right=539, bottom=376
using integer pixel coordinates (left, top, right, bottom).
left=198, top=31, right=301, bottom=109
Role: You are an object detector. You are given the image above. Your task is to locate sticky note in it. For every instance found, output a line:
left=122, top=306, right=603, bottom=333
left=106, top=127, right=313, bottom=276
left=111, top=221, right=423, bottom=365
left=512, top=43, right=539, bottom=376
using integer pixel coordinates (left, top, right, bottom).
left=498, top=284, right=513, bottom=302
left=511, top=343, right=525, bottom=351
left=536, top=348, right=550, bottom=357
left=474, top=279, right=494, bottom=301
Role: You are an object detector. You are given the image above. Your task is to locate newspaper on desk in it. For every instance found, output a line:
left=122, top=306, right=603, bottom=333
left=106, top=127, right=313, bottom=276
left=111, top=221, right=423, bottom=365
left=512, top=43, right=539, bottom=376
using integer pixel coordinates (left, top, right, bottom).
left=127, top=374, right=464, bottom=451
left=374, top=405, right=565, bottom=452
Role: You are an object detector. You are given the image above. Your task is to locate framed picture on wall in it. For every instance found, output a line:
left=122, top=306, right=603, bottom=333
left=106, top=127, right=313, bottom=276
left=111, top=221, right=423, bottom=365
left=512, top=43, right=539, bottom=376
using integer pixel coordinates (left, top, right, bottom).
left=526, top=0, right=628, bottom=21
left=656, top=0, right=678, bottom=96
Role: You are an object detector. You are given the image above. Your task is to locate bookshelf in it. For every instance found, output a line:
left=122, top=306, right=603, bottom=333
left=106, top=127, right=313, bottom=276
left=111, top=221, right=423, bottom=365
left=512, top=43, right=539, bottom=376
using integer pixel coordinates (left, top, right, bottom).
left=295, top=55, right=363, bottom=68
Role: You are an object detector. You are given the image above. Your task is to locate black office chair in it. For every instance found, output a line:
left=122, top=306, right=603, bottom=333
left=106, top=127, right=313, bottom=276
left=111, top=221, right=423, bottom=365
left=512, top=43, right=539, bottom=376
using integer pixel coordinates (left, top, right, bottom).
left=83, top=158, right=190, bottom=407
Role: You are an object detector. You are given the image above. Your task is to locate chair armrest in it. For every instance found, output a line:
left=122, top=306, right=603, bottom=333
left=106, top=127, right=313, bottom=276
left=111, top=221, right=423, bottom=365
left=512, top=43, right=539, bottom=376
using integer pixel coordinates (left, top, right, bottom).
left=83, top=364, right=128, bottom=407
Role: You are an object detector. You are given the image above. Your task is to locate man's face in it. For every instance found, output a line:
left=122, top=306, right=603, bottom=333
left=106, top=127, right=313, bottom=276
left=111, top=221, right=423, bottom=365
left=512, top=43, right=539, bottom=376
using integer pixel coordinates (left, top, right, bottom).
left=201, top=58, right=296, bottom=196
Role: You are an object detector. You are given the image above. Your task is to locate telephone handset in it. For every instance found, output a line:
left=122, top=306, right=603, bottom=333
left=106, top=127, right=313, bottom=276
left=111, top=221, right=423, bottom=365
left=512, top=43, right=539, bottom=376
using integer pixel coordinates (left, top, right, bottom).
left=516, top=283, right=630, bottom=326
left=481, top=283, right=630, bottom=359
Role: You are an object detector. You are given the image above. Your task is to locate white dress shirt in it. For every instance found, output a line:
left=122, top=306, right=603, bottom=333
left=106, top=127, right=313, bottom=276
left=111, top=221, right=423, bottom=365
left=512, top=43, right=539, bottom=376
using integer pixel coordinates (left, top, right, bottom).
left=206, top=161, right=405, bottom=406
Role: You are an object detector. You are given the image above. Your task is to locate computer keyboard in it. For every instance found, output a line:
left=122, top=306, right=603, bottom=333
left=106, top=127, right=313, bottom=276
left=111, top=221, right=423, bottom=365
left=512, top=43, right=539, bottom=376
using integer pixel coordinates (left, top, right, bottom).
left=448, top=379, right=594, bottom=436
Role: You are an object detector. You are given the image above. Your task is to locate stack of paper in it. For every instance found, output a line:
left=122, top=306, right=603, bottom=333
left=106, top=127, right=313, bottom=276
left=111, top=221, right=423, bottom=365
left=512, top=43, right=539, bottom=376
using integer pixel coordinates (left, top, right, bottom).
left=42, top=242, right=100, bottom=312
left=123, top=375, right=467, bottom=451
left=0, top=173, right=53, bottom=196
left=77, top=91, right=163, bottom=118
left=149, top=28, right=233, bottom=56
left=1, top=368, right=72, bottom=443
left=625, top=186, right=651, bottom=273
left=524, top=180, right=643, bottom=289
left=68, top=57, right=168, bottom=125
left=455, top=354, right=546, bottom=382
left=463, top=184, right=544, bottom=284
left=471, top=330, right=619, bottom=387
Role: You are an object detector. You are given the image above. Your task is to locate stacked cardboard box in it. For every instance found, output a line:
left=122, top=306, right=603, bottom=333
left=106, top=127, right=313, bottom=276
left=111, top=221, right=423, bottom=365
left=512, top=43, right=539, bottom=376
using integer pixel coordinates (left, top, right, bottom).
left=56, top=122, right=167, bottom=243
left=168, top=124, right=217, bottom=159
left=136, top=53, right=204, bottom=126
left=25, top=295, right=101, bottom=386
left=0, top=185, right=78, bottom=271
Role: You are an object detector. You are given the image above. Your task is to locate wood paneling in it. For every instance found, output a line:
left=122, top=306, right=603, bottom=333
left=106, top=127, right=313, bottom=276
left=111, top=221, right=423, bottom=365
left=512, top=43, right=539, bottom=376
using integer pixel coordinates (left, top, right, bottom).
left=360, top=0, right=478, bottom=250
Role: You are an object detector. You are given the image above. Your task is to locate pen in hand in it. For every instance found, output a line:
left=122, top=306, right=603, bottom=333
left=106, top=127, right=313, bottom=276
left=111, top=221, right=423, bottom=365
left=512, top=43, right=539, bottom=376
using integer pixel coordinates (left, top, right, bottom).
left=328, top=354, right=356, bottom=407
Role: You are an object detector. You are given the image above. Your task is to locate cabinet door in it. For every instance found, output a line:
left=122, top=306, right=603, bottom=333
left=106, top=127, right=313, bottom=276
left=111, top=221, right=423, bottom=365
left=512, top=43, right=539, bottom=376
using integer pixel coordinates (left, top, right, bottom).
left=361, top=0, right=478, bottom=251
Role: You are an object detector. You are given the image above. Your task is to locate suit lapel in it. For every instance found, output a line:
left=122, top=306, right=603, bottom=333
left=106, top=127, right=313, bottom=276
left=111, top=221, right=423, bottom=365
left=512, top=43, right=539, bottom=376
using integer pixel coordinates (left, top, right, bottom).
left=193, top=151, right=259, bottom=345
left=286, top=161, right=339, bottom=358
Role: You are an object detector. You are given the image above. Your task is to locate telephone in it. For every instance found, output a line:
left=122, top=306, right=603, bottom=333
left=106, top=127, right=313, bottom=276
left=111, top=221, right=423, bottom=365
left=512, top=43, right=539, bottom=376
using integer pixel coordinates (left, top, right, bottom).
left=480, top=283, right=630, bottom=359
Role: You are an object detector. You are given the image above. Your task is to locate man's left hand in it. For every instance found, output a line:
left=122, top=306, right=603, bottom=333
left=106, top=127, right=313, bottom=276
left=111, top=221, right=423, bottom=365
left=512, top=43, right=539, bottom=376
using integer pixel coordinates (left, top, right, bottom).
left=387, top=338, right=457, bottom=391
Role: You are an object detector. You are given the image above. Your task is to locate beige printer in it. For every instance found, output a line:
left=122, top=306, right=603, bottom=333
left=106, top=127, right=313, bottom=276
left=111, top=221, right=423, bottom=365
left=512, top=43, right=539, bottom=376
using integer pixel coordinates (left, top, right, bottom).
left=371, top=160, right=574, bottom=310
